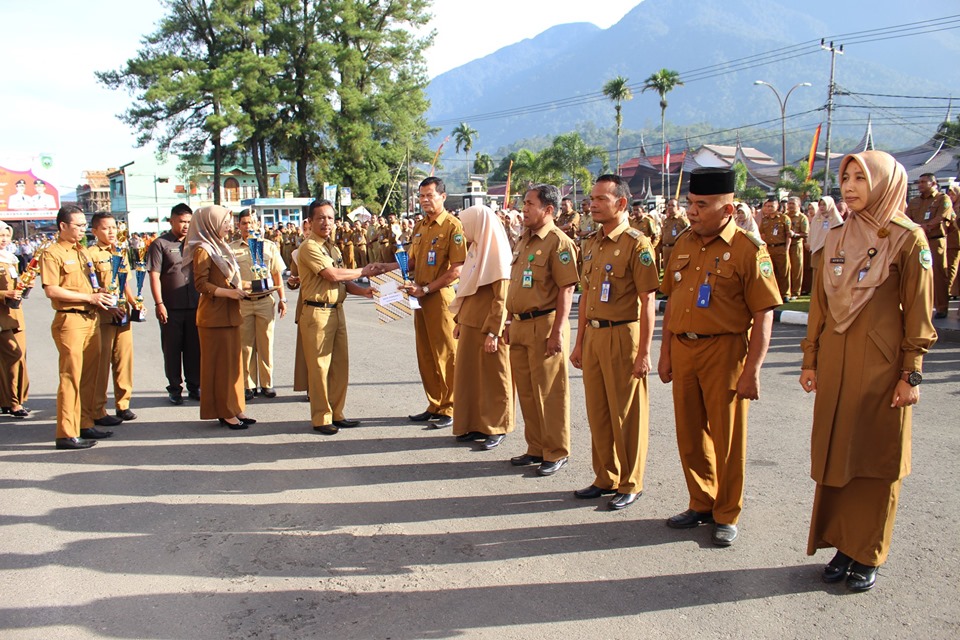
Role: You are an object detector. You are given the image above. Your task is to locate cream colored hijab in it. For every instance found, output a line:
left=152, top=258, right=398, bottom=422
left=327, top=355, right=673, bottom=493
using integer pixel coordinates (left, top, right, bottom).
left=822, top=151, right=912, bottom=333
left=449, top=205, right=511, bottom=316
left=809, top=196, right=843, bottom=254
left=181, top=205, right=242, bottom=288
left=0, top=221, right=17, bottom=266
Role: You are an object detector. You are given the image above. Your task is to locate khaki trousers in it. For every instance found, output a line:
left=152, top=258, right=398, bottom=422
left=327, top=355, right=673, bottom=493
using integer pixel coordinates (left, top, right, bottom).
left=769, top=247, right=790, bottom=299
left=413, top=287, right=456, bottom=417
left=947, top=246, right=959, bottom=297
left=670, top=333, right=749, bottom=525
left=930, top=236, right=948, bottom=314
left=240, top=296, right=276, bottom=389
left=789, top=240, right=804, bottom=297
left=52, top=312, right=100, bottom=439
left=302, top=305, right=348, bottom=426
left=0, top=328, right=28, bottom=407
left=94, top=321, right=133, bottom=416
left=581, top=321, right=647, bottom=494
left=509, top=312, right=570, bottom=462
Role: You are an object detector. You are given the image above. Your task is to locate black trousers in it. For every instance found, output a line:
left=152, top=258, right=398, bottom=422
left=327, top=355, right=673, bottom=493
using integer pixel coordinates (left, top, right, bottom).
left=160, top=308, right=201, bottom=393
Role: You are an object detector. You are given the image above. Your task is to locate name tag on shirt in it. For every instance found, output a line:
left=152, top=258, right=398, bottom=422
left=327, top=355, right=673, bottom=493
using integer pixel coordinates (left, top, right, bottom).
left=822, top=219, right=829, bottom=229
left=426, top=250, right=436, bottom=266
left=522, top=268, right=533, bottom=288
left=697, top=283, right=712, bottom=308
left=600, top=281, right=611, bottom=302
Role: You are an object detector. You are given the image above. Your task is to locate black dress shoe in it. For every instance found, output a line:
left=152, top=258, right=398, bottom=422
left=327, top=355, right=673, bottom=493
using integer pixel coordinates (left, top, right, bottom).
left=333, top=419, right=360, bottom=428
left=187, top=389, right=201, bottom=401
left=217, top=418, right=248, bottom=430
left=456, top=431, right=486, bottom=442
left=94, top=414, right=123, bottom=427
left=574, top=485, right=617, bottom=499
left=430, top=415, right=453, bottom=429
left=261, top=387, right=277, bottom=398
left=511, top=453, right=543, bottom=466
left=846, top=562, right=878, bottom=592
left=10, top=408, right=29, bottom=419
left=237, top=416, right=257, bottom=425
left=168, top=391, right=184, bottom=405
left=409, top=410, right=434, bottom=422
left=609, top=492, right=641, bottom=510
left=537, top=458, right=568, bottom=476
left=80, top=427, right=114, bottom=439
left=481, top=434, right=506, bottom=450
left=244, top=388, right=255, bottom=401
left=822, top=551, right=854, bottom=583
left=116, top=409, right=137, bottom=421
left=712, top=523, right=738, bottom=546
left=666, top=509, right=715, bottom=529
left=55, top=437, right=97, bottom=450
left=0, top=407, right=8, bottom=414
left=313, top=424, right=339, bottom=435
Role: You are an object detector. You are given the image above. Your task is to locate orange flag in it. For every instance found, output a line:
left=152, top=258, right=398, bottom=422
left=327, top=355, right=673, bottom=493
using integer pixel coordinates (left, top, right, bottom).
left=806, top=124, right=822, bottom=180
left=503, top=160, right=513, bottom=210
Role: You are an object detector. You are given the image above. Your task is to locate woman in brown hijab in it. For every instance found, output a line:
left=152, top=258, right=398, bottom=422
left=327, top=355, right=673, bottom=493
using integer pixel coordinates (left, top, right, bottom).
left=799, top=151, right=937, bottom=591
left=182, top=206, right=255, bottom=429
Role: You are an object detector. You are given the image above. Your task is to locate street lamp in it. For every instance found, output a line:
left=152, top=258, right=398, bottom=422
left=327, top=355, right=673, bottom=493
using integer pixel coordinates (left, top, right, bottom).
left=754, top=80, right=812, bottom=168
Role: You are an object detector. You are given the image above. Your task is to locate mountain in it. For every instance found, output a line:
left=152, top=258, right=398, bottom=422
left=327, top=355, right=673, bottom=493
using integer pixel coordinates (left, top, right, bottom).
left=426, top=0, right=960, bottom=176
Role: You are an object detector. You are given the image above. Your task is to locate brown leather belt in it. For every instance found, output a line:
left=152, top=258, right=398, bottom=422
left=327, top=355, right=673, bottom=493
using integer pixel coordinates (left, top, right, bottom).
left=57, top=308, right=95, bottom=315
left=588, top=319, right=635, bottom=329
left=305, top=301, right=339, bottom=309
left=678, top=332, right=719, bottom=340
left=769, top=243, right=786, bottom=247
left=512, top=309, right=555, bottom=321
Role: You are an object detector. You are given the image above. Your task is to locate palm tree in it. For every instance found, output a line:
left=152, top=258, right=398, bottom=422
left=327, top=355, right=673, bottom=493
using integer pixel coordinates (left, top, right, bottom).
left=473, top=152, right=494, bottom=176
left=452, top=122, right=478, bottom=184
left=602, top=76, right=633, bottom=175
left=642, top=69, right=683, bottom=197
left=777, top=161, right=823, bottom=202
left=541, top=132, right=605, bottom=203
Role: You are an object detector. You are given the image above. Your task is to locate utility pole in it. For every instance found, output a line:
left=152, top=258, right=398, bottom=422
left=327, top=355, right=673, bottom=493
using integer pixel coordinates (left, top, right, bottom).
left=820, top=39, right=843, bottom=195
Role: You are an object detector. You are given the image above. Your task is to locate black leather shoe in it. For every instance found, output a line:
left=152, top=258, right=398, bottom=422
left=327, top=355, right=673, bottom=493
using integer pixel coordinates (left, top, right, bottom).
left=511, top=453, right=543, bottom=466
left=168, top=391, right=184, bottom=405
left=574, top=485, right=617, bottom=499
left=10, top=408, right=29, bottom=419
left=313, top=424, right=339, bottom=435
left=116, top=409, right=137, bottom=421
left=430, top=415, right=453, bottom=429
left=666, top=509, right=715, bottom=529
left=481, top=434, right=505, bottom=450
left=537, top=458, right=568, bottom=476
left=846, top=562, right=878, bottom=592
left=56, top=437, right=97, bottom=450
left=94, top=414, right=123, bottom=427
left=609, top=492, right=641, bottom=510
left=187, top=389, right=201, bottom=401
left=245, top=388, right=255, bottom=401
left=409, top=410, right=434, bottom=422
left=218, top=418, right=248, bottom=430
left=712, top=523, right=738, bottom=546
left=456, top=431, right=486, bottom=442
left=79, top=428, right=113, bottom=439
left=333, top=419, right=360, bottom=428
left=237, top=416, right=257, bottom=425
left=0, top=407, right=8, bottom=414
left=261, top=387, right=277, bottom=398
left=822, top=551, right=854, bottom=583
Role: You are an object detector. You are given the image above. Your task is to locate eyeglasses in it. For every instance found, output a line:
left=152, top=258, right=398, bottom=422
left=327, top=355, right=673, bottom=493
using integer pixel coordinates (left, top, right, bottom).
left=66, top=223, right=87, bottom=230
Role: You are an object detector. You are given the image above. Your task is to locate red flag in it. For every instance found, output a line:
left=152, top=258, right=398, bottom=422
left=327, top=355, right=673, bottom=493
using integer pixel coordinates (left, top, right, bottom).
left=806, top=124, right=822, bottom=180
left=664, top=142, right=671, bottom=171
left=430, top=137, right=449, bottom=177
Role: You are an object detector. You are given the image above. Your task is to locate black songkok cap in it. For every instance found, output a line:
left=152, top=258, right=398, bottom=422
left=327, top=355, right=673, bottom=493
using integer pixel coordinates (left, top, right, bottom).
left=689, top=168, right=735, bottom=196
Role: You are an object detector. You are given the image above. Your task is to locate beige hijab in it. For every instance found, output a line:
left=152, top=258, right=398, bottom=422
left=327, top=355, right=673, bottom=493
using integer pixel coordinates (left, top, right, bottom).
left=181, top=205, right=242, bottom=288
left=808, top=196, right=844, bottom=254
left=823, top=151, right=912, bottom=333
left=449, top=205, right=511, bottom=316
left=0, top=221, right=17, bottom=266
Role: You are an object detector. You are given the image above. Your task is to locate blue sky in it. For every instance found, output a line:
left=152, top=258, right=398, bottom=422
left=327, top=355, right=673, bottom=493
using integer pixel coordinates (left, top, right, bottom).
left=0, top=0, right=639, bottom=193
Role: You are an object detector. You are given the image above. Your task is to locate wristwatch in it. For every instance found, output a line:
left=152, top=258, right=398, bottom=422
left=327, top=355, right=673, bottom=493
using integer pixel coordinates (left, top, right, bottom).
left=422, top=284, right=430, bottom=295
left=901, top=371, right=922, bottom=387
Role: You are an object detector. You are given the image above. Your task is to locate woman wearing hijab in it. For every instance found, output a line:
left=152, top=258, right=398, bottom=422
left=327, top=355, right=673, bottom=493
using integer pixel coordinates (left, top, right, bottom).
left=0, top=222, right=29, bottom=418
left=450, top=205, right=514, bottom=450
left=733, top=202, right=759, bottom=234
left=182, top=206, right=255, bottom=430
left=799, top=151, right=937, bottom=592
left=808, top=196, right=844, bottom=278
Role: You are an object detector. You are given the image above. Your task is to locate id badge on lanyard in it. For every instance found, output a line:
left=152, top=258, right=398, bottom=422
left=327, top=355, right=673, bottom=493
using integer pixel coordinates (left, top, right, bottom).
left=522, top=254, right=534, bottom=288
left=600, top=264, right=612, bottom=302
left=426, top=237, right=437, bottom=266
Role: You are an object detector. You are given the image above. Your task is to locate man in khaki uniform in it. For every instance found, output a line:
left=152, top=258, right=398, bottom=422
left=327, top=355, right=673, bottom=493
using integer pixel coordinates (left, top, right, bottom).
left=660, top=198, right=690, bottom=272
left=906, top=173, right=955, bottom=318
left=352, top=222, right=368, bottom=269
left=569, top=175, right=660, bottom=511
left=758, top=197, right=792, bottom=301
left=379, top=177, right=467, bottom=428
left=658, top=168, right=781, bottom=546
left=786, top=197, right=809, bottom=298
left=505, top=184, right=580, bottom=476
left=556, top=197, right=580, bottom=240
left=231, top=210, right=287, bottom=399
left=287, top=217, right=311, bottom=397
left=297, top=200, right=375, bottom=434
left=88, top=213, right=136, bottom=426
left=41, top=205, right=116, bottom=449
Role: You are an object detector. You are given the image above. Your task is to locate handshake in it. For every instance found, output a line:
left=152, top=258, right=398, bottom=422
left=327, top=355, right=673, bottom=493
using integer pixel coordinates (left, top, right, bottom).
left=361, top=262, right=391, bottom=278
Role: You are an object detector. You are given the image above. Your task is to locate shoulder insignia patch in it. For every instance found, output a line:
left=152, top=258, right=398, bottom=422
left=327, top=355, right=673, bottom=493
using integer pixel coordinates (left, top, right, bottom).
left=639, top=249, right=653, bottom=266
left=558, top=250, right=572, bottom=264
left=759, top=259, right=773, bottom=278
left=891, top=216, right=920, bottom=231
left=919, top=248, right=932, bottom=270
left=453, top=233, right=463, bottom=245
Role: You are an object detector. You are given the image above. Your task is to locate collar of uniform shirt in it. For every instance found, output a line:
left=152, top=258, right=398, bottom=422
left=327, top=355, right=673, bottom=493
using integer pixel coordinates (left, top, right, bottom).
left=698, top=217, right=740, bottom=247
left=528, top=219, right=558, bottom=240
left=597, top=217, right=631, bottom=242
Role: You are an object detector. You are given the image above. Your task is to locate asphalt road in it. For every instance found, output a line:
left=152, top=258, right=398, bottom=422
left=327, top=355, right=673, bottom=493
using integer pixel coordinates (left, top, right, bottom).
left=0, top=287, right=958, bottom=639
